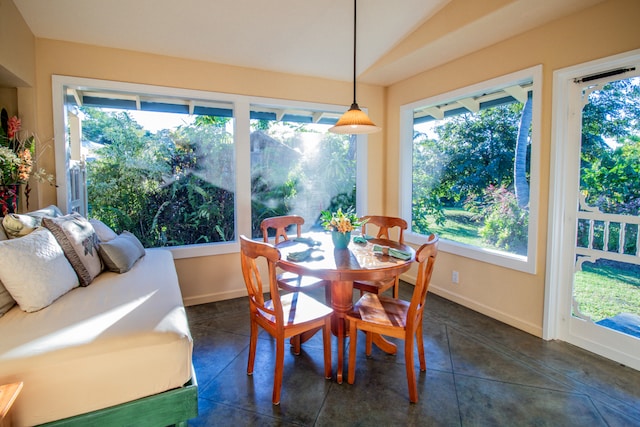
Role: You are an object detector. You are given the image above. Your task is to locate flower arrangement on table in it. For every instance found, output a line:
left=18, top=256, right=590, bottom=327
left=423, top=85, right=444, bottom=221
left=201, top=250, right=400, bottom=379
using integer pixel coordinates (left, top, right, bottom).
left=320, top=207, right=367, bottom=249
left=0, top=110, right=56, bottom=213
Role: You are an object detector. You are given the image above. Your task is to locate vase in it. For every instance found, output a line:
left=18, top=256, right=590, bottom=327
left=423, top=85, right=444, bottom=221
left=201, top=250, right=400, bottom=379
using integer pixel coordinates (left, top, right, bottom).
left=0, top=184, right=19, bottom=216
left=331, top=230, right=351, bottom=249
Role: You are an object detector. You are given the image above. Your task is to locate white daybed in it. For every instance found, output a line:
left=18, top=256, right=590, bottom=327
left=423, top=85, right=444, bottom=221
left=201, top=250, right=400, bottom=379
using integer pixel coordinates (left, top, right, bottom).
left=0, top=211, right=197, bottom=426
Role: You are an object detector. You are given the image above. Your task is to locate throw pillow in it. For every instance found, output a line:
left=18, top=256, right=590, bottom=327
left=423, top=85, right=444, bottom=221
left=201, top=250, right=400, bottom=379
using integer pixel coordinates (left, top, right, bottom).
left=26, top=205, right=64, bottom=220
left=0, top=281, right=15, bottom=317
left=89, top=218, right=118, bottom=242
left=1, top=205, right=63, bottom=239
left=43, top=213, right=102, bottom=287
left=0, top=227, right=79, bottom=312
left=0, top=219, right=7, bottom=241
left=2, top=213, right=39, bottom=238
left=98, top=231, right=146, bottom=273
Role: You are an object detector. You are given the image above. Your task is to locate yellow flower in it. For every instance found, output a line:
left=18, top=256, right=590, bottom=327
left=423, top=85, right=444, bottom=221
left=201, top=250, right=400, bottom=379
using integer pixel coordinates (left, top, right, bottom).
left=320, top=208, right=367, bottom=233
left=17, top=149, right=33, bottom=182
left=0, top=114, right=54, bottom=186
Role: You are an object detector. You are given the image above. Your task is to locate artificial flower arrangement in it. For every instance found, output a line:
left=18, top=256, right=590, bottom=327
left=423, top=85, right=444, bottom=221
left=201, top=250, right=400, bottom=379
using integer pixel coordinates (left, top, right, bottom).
left=320, top=207, right=367, bottom=234
left=0, top=110, right=56, bottom=212
left=0, top=113, right=54, bottom=186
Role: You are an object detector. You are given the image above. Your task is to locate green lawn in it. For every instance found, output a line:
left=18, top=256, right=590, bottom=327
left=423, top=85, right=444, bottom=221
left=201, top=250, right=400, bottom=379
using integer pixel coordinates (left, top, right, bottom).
left=425, top=208, right=485, bottom=247
left=574, top=260, right=640, bottom=321
left=428, top=209, right=640, bottom=322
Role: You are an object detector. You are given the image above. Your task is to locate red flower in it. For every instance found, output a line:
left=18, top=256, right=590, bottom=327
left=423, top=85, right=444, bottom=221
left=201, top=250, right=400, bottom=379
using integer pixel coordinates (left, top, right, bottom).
left=7, top=116, right=21, bottom=139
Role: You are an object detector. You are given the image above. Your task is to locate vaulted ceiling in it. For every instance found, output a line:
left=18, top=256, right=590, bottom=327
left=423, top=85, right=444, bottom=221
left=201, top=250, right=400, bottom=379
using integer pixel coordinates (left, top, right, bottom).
left=14, top=0, right=603, bottom=86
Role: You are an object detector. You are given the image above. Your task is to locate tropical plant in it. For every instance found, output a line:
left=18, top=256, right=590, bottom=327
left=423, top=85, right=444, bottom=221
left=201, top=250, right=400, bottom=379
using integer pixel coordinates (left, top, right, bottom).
left=83, top=107, right=236, bottom=247
left=320, top=207, right=366, bottom=233
left=476, top=185, right=528, bottom=254
left=0, top=113, right=55, bottom=186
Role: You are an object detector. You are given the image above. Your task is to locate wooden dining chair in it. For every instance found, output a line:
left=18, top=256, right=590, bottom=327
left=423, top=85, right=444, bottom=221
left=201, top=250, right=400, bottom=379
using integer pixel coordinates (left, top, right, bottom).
left=260, top=215, right=329, bottom=293
left=240, top=235, right=333, bottom=405
left=353, top=215, right=409, bottom=298
left=347, top=234, right=438, bottom=403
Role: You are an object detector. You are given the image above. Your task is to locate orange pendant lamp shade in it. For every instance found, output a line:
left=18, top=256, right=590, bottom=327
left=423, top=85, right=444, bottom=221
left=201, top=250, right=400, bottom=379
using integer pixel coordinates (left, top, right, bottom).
left=329, top=0, right=381, bottom=135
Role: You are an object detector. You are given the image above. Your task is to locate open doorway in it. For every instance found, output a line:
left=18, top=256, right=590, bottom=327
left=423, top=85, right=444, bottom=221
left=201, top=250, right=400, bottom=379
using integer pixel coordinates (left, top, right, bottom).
left=547, top=50, right=640, bottom=370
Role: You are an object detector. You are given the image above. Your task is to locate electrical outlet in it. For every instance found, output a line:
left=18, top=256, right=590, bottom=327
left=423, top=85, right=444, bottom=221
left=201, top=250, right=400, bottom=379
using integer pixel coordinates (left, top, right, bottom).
left=452, top=270, right=459, bottom=284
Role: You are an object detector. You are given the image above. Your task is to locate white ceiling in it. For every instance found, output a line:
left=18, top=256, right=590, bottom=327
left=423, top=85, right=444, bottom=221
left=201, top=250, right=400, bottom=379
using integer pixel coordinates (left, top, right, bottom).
left=14, top=0, right=603, bottom=86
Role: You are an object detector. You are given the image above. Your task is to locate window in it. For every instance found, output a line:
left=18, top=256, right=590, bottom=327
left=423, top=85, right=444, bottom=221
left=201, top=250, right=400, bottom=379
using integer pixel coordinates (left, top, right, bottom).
left=400, top=66, right=541, bottom=273
left=52, top=76, right=367, bottom=258
left=61, top=88, right=236, bottom=250
left=249, top=104, right=357, bottom=238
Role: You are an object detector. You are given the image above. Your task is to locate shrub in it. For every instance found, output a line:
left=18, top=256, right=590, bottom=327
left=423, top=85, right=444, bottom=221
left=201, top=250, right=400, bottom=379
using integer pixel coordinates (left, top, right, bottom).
left=477, top=185, right=528, bottom=254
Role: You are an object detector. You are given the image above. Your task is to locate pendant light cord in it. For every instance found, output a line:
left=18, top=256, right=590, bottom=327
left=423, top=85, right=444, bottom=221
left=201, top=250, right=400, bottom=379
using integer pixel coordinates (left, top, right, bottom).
left=352, top=0, right=357, bottom=106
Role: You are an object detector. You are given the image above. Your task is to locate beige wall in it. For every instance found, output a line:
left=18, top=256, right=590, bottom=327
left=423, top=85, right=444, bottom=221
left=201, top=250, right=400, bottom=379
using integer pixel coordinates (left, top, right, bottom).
left=0, top=0, right=35, bottom=87
left=386, top=0, right=640, bottom=336
left=31, top=38, right=385, bottom=306
left=0, top=88, right=17, bottom=114
left=0, top=0, right=39, bottom=210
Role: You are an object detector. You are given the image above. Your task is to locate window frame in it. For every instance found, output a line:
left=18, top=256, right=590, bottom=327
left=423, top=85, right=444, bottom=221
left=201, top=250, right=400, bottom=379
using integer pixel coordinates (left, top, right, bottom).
left=52, top=75, right=368, bottom=259
left=399, top=65, right=542, bottom=274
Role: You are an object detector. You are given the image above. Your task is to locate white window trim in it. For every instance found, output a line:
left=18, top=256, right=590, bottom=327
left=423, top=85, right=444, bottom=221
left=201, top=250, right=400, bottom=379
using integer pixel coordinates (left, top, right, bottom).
left=399, top=65, right=542, bottom=274
left=52, top=75, right=368, bottom=259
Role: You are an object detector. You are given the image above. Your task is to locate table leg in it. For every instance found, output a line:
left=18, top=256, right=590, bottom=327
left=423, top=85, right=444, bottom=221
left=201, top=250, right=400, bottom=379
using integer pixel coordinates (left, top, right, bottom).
left=291, top=327, right=322, bottom=347
left=371, top=334, right=397, bottom=354
left=329, top=280, right=353, bottom=384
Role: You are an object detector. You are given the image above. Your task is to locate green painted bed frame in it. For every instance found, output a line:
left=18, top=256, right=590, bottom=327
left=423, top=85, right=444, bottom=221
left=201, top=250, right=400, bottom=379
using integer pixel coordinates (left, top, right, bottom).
left=40, top=367, right=197, bottom=427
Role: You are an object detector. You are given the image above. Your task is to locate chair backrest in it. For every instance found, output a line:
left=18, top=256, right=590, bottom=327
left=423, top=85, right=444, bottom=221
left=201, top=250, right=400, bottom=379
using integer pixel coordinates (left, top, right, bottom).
left=239, top=235, right=283, bottom=324
left=260, top=215, right=304, bottom=244
left=406, top=234, right=439, bottom=329
left=361, top=215, right=408, bottom=244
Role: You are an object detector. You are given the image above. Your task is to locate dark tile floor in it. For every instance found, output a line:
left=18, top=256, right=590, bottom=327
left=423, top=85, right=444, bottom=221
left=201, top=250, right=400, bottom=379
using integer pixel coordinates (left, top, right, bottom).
left=185, top=282, right=640, bottom=426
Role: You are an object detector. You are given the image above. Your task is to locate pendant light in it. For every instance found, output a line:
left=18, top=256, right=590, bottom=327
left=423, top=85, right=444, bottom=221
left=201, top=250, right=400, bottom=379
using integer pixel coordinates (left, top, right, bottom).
left=329, top=0, right=381, bottom=135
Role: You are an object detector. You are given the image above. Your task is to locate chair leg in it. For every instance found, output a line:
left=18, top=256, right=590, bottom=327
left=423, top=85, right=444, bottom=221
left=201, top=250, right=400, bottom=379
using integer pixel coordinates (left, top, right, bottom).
left=323, top=318, right=332, bottom=379
left=292, top=334, right=301, bottom=355
left=416, top=323, right=426, bottom=371
left=393, top=277, right=399, bottom=299
left=348, top=320, right=358, bottom=384
left=365, top=331, right=372, bottom=356
left=273, top=334, right=285, bottom=405
left=404, top=335, right=418, bottom=403
left=247, top=319, right=258, bottom=375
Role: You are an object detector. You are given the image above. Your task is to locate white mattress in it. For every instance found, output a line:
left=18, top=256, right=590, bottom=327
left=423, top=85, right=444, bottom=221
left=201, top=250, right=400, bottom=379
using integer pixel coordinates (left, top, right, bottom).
left=0, top=249, right=193, bottom=426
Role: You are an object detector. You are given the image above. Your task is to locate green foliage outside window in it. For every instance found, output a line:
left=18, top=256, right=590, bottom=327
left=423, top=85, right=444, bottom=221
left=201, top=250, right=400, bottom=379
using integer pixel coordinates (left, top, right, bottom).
left=249, top=121, right=356, bottom=238
left=83, top=107, right=356, bottom=247
left=84, top=107, right=235, bottom=247
left=412, top=101, right=530, bottom=255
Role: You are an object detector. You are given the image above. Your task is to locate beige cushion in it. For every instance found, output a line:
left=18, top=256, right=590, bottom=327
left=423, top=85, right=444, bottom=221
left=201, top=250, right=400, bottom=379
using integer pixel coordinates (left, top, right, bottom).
left=25, top=205, right=64, bottom=219
left=89, top=218, right=118, bottom=242
left=3, top=213, right=39, bottom=238
left=1, top=205, right=64, bottom=239
left=43, top=213, right=103, bottom=287
left=0, top=226, right=12, bottom=315
left=0, top=206, right=65, bottom=315
left=0, top=282, right=15, bottom=317
left=0, top=227, right=79, bottom=312
left=98, top=231, right=146, bottom=273
left=0, top=219, right=8, bottom=241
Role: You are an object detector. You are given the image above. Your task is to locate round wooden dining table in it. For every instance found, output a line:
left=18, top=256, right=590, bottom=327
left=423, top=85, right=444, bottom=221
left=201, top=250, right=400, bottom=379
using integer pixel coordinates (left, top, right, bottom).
left=276, top=231, right=415, bottom=383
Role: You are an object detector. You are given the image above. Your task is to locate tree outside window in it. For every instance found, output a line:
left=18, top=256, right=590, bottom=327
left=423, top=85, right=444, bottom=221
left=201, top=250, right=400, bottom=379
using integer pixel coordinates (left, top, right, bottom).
left=82, top=107, right=235, bottom=248
left=411, top=84, right=533, bottom=258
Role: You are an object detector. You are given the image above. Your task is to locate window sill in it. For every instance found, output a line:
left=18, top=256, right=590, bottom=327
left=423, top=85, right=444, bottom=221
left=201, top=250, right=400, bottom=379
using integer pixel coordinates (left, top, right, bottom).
left=405, top=232, right=535, bottom=274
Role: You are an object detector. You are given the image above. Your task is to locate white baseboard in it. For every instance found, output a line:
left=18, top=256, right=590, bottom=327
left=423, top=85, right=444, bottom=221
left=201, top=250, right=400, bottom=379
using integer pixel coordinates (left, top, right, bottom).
left=401, top=273, right=543, bottom=337
left=183, top=288, right=247, bottom=306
